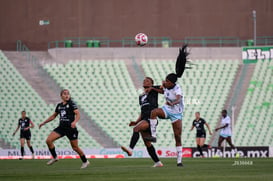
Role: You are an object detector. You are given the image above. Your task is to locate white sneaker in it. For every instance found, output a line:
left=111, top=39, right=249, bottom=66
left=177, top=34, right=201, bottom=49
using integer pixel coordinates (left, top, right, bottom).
left=32, top=153, right=35, bottom=159
left=152, top=161, right=163, bottom=167
left=81, top=160, right=90, bottom=169
left=47, top=158, right=59, bottom=165
left=121, top=146, right=132, bottom=156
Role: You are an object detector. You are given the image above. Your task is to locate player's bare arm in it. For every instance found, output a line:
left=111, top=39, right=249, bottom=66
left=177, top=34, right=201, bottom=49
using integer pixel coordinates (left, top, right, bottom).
left=166, top=95, right=181, bottom=106
left=24, top=120, right=35, bottom=131
left=71, top=109, right=80, bottom=128
left=205, top=122, right=213, bottom=135
left=12, top=125, right=20, bottom=136
left=39, top=112, right=58, bottom=129
left=215, top=123, right=228, bottom=131
left=129, top=113, right=141, bottom=126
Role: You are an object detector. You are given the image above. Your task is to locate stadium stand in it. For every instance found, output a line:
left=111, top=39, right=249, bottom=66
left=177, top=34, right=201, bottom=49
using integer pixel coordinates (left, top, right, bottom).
left=43, top=59, right=239, bottom=148
left=43, top=60, right=142, bottom=147
left=142, top=59, right=240, bottom=147
left=0, top=51, right=101, bottom=149
left=234, top=59, right=273, bottom=146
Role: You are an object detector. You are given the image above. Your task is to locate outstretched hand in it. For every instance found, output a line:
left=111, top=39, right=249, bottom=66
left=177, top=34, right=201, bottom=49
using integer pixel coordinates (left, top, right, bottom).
left=39, top=123, right=45, bottom=129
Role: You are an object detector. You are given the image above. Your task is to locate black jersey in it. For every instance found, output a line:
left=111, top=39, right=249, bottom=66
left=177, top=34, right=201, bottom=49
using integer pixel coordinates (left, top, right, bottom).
left=18, top=117, right=31, bottom=132
left=192, top=118, right=206, bottom=134
left=55, top=100, right=78, bottom=127
left=139, top=85, right=160, bottom=114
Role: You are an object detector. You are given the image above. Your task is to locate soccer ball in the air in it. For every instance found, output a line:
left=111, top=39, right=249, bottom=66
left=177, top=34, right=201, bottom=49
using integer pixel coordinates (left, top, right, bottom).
left=135, top=33, right=148, bottom=46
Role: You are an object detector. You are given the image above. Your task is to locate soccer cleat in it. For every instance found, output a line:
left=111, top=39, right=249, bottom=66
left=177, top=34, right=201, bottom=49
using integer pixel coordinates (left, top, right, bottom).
left=81, top=160, right=90, bottom=169
left=47, top=158, right=59, bottom=165
left=19, top=157, right=24, bottom=160
left=144, top=136, right=157, bottom=143
left=177, top=163, right=184, bottom=167
left=121, top=146, right=133, bottom=156
left=152, top=161, right=163, bottom=167
left=32, top=153, right=35, bottom=159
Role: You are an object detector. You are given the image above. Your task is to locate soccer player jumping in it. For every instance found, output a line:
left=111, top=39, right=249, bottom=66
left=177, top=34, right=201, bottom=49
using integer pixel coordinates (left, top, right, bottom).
left=146, top=45, right=190, bottom=167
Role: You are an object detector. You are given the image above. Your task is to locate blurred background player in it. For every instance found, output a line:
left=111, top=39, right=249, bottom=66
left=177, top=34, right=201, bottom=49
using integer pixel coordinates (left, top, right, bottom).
left=39, top=89, right=89, bottom=169
left=12, top=110, right=35, bottom=159
left=121, top=77, right=163, bottom=167
left=149, top=73, right=185, bottom=166
left=190, top=112, right=212, bottom=157
left=215, top=110, right=236, bottom=156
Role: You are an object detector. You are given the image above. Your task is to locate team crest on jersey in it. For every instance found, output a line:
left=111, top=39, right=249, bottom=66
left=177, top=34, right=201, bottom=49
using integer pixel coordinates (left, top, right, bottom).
left=66, top=104, right=69, bottom=108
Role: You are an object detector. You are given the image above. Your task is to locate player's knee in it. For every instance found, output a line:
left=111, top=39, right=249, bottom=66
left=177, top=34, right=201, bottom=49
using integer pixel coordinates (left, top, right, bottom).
left=144, top=142, right=152, bottom=147
left=71, top=145, right=79, bottom=151
left=46, top=138, right=52, bottom=146
left=133, top=127, right=140, bottom=132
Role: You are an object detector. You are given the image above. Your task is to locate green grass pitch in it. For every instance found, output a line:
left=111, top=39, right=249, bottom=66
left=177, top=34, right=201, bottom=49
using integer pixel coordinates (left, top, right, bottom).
left=0, top=158, right=272, bottom=181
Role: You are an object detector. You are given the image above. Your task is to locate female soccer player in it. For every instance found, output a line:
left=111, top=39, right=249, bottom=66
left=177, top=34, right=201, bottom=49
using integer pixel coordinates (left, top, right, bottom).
left=149, top=73, right=184, bottom=166
left=39, top=89, right=89, bottom=169
left=147, top=45, right=189, bottom=167
left=12, top=110, right=35, bottom=159
left=190, top=112, right=212, bottom=157
left=215, top=110, right=236, bottom=151
left=121, top=77, right=164, bottom=167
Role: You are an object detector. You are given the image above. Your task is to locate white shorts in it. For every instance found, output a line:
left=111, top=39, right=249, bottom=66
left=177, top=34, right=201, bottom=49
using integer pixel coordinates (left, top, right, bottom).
left=162, top=106, right=183, bottom=123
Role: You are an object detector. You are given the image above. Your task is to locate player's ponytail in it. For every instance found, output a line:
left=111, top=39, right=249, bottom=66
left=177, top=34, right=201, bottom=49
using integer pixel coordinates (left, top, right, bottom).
left=166, top=44, right=192, bottom=84
left=175, top=44, right=190, bottom=78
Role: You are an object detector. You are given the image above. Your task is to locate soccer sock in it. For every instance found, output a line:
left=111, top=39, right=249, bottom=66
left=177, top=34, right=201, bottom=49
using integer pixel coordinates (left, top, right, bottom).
left=197, top=145, right=203, bottom=156
left=176, top=146, right=182, bottom=164
left=147, top=145, right=160, bottom=163
left=202, top=144, right=208, bottom=148
left=80, top=155, right=87, bottom=163
left=29, top=146, right=34, bottom=154
left=149, top=119, right=158, bottom=138
left=20, top=147, right=25, bottom=157
left=129, top=132, right=140, bottom=150
left=49, top=147, right=57, bottom=159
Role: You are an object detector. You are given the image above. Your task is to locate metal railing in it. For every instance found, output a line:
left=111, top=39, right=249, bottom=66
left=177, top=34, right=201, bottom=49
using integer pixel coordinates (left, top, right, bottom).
left=47, top=36, right=273, bottom=49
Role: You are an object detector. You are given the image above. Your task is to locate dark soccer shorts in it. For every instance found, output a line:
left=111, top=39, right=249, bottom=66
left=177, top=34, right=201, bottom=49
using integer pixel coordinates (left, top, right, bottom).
left=196, top=132, right=206, bottom=138
left=20, top=130, right=31, bottom=140
left=53, top=126, right=79, bottom=140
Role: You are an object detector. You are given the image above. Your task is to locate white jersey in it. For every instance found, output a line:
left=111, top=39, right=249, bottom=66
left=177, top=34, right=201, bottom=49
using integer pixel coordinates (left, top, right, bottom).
left=220, top=115, right=232, bottom=136
left=163, top=84, right=184, bottom=114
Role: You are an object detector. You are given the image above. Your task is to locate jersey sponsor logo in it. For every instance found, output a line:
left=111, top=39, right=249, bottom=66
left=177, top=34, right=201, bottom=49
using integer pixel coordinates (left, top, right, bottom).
left=61, top=110, right=66, bottom=117
left=141, top=94, right=147, bottom=103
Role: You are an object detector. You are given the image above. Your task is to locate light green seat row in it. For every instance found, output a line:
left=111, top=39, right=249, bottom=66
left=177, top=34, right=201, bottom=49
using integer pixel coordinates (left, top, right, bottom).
left=0, top=51, right=102, bottom=149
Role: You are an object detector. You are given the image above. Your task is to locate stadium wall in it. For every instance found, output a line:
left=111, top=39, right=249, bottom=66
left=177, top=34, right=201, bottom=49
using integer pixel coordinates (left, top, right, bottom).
left=1, top=0, right=273, bottom=50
